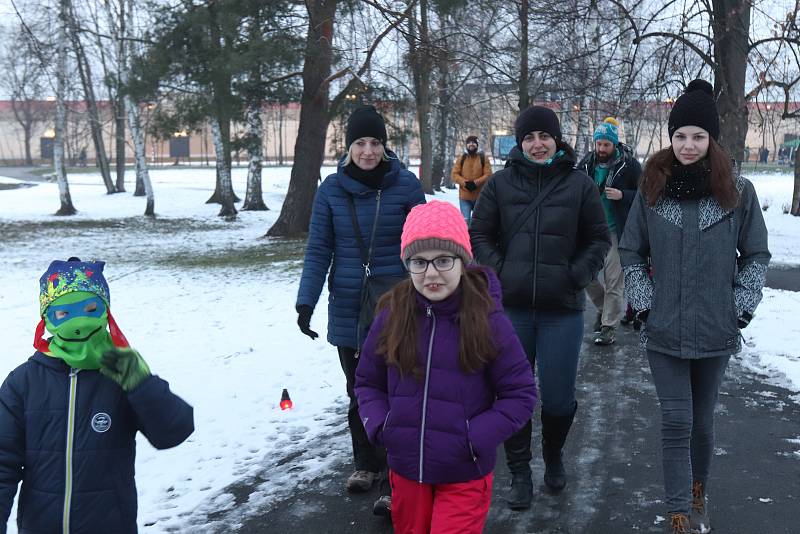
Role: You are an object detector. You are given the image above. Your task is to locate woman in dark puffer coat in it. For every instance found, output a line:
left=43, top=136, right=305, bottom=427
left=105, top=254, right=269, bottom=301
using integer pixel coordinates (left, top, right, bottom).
left=469, top=105, right=610, bottom=509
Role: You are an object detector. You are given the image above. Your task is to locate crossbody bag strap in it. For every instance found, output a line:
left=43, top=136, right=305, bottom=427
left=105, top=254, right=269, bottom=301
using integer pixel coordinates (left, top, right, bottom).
left=346, top=194, right=369, bottom=268
left=504, top=174, right=561, bottom=244
left=347, top=191, right=383, bottom=281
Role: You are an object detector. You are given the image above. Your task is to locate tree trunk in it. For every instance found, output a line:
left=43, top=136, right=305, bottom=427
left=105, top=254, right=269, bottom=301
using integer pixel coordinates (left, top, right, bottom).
left=432, top=22, right=451, bottom=191
left=66, top=1, right=115, bottom=193
left=518, top=0, right=529, bottom=111
left=242, top=102, right=268, bottom=211
left=126, top=99, right=154, bottom=215
left=792, top=148, right=800, bottom=216
left=115, top=95, right=126, bottom=192
left=211, top=117, right=237, bottom=218
left=23, top=123, right=33, bottom=166
left=55, top=0, right=76, bottom=215
left=712, top=0, right=750, bottom=161
left=267, top=0, right=337, bottom=237
left=409, top=0, right=433, bottom=194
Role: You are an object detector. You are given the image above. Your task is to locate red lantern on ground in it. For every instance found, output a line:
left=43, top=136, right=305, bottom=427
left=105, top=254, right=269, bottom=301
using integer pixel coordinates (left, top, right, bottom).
left=280, top=388, right=293, bottom=410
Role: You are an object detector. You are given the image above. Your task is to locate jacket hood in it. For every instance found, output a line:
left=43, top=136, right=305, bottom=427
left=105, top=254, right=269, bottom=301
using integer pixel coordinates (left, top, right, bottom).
left=30, top=351, right=77, bottom=373
left=413, top=266, right=504, bottom=317
left=337, top=149, right=404, bottom=195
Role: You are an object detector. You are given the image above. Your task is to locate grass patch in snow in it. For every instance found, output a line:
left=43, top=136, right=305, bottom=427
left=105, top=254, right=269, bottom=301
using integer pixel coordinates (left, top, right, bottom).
left=158, top=238, right=305, bottom=271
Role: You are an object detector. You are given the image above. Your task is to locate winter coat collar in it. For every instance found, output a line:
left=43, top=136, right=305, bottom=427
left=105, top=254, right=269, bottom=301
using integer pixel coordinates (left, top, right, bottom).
left=506, top=146, right=576, bottom=181
left=651, top=173, right=746, bottom=230
left=413, top=266, right=505, bottom=318
left=30, top=350, right=78, bottom=373
left=337, top=150, right=404, bottom=195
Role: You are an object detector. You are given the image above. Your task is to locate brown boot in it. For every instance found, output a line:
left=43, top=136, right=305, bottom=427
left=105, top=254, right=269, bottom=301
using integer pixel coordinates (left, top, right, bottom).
left=669, top=512, right=690, bottom=533
left=690, top=481, right=711, bottom=533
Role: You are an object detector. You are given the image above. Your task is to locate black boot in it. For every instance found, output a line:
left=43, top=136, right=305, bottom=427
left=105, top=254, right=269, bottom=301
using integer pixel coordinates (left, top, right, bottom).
left=504, top=419, right=533, bottom=510
left=541, top=404, right=577, bottom=492
left=507, top=470, right=533, bottom=511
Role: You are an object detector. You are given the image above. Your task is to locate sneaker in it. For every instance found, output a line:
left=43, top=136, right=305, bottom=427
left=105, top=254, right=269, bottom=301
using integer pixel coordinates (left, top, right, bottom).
left=690, top=481, right=711, bottom=533
left=593, top=312, right=602, bottom=333
left=372, top=494, right=392, bottom=517
left=346, top=470, right=377, bottom=493
left=668, top=513, right=691, bottom=533
left=594, top=326, right=615, bottom=345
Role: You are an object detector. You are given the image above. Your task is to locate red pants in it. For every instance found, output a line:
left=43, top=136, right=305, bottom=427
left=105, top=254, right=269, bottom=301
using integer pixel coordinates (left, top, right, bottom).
left=389, top=470, right=493, bottom=534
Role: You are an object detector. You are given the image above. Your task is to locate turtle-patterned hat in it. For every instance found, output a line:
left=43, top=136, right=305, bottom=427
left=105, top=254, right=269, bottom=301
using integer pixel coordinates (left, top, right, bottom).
left=39, top=257, right=110, bottom=316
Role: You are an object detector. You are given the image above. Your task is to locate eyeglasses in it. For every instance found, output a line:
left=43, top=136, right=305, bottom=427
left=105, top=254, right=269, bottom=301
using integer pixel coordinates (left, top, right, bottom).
left=405, top=255, right=460, bottom=274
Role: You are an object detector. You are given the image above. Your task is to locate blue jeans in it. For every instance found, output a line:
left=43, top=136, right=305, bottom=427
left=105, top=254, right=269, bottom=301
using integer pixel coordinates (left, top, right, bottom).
left=647, top=350, right=730, bottom=515
left=505, top=307, right=584, bottom=415
left=502, top=307, right=584, bottom=471
left=459, top=199, right=476, bottom=225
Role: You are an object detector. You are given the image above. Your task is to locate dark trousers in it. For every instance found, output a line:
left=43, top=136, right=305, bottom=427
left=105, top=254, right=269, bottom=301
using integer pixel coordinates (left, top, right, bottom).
left=502, top=308, right=584, bottom=472
left=647, top=350, right=730, bottom=514
left=339, top=346, right=385, bottom=473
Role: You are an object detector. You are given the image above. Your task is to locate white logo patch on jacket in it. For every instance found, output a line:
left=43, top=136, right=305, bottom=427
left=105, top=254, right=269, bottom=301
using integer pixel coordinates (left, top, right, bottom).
left=91, top=412, right=111, bottom=433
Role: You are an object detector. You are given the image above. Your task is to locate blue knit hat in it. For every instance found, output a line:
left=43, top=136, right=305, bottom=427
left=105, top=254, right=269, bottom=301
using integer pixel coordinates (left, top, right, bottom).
left=39, top=257, right=110, bottom=316
left=593, top=117, right=620, bottom=145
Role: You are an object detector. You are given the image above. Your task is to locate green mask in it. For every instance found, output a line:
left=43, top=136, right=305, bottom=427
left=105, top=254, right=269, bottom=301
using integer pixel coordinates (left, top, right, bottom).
left=44, top=291, right=114, bottom=370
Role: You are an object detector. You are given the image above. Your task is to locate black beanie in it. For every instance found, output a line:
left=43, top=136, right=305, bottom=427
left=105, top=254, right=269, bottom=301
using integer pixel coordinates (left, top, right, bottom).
left=668, top=79, right=720, bottom=141
left=465, top=135, right=479, bottom=146
left=346, top=105, right=387, bottom=148
left=515, top=106, right=562, bottom=147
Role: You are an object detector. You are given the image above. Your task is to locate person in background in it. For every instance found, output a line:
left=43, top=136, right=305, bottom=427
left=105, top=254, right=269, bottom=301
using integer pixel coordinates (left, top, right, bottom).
left=576, top=117, right=642, bottom=345
left=0, top=258, right=194, bottom=533
left=356, top=200, right=536, bottom=534
left=295, top=104, right=425, bottom=516
left=470, top=105, right=610, bottom=510
left=451, top=135, right=493, bottom=224
left=619, top=79, right=770, bottom=534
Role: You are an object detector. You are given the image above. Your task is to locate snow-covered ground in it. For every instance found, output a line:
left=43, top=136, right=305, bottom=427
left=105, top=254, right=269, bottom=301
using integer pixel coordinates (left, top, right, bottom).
left=0, top=166, right=798, bottom=532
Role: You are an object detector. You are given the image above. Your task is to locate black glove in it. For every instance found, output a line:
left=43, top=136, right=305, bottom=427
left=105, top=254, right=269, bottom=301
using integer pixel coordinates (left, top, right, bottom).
left=636, top=309, right=650, bottom=323
left=737, top=311, right=753, bottom=329
left=465, top=181, right=477, bottom=192
left=296, top=305, right=319, bottom=340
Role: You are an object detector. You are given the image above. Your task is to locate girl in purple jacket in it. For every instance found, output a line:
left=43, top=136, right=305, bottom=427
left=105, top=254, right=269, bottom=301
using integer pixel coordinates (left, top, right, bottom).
left=355, top=200, right=537, bottom=534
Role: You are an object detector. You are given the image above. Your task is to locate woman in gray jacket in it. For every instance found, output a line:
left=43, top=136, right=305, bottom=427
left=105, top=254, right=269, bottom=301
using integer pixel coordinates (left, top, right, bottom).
left=619, top=80, right=770, bottom=534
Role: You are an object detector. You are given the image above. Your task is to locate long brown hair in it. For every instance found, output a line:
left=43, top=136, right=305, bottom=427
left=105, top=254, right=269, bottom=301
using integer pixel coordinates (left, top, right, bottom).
left=375, top=269, right=498, bottom=378
left=640, top=137, right=738, bottom=210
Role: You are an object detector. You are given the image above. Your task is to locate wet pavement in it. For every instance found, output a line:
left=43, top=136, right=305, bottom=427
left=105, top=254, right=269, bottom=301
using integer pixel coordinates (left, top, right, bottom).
left=203, top=300, right=800, bottom=534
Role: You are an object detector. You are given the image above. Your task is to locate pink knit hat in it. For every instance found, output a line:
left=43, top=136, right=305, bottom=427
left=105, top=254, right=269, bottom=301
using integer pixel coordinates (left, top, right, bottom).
left=401, top=200, right=473, bottom=264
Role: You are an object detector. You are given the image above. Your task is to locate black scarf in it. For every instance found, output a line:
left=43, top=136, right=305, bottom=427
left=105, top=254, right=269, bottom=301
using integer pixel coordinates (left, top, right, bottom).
left=665, top=157, right=712, bottom=200
left=345, top=159, right=390, bottom=189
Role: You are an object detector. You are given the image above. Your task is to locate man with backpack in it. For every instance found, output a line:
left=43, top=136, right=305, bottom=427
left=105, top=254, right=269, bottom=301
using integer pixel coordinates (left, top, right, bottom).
left=451, top=135, right=493, bottom=224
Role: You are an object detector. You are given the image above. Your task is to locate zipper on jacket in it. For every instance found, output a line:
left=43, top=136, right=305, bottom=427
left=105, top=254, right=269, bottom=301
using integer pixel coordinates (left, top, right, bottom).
left=531, top=170, right=541, bottom=307
left=607, top=160, right=626, bottom=187
left=418, top=305, right=436, bottom=482
left=465, top=419, right=484, bottom=476
left=63, top=368, right=80, bottom=534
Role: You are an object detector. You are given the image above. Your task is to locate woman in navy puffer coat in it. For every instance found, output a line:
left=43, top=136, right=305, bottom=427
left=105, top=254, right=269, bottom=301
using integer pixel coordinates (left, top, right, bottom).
left=295, top=105, right=425, bottom=507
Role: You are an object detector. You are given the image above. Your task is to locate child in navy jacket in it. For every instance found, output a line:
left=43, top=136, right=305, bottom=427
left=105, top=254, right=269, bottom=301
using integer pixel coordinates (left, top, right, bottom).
left=0, top=258, right=194, bottom=534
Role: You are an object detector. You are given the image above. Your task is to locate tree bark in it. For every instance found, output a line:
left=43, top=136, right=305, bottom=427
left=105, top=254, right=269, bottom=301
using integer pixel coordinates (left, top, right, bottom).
left=126, top=99, right=154, bottom=215
left=712, top=0, right=751, bottom=161
left=66, top=1, right=115, bottom=193
left=114, top=96, right=126, bottom=191
left=211, top=117, right=237, bottom=218
left=242, top=102, right=268, bottom=211
left=518, top=0, right=529, bottom=111
left=267, top=0, right=337, bottom=237
left=409, top=0, right=433, bottom=194
left=55, top=0, right=76, bottom=215
left=793, top=147, right=800, bottom=216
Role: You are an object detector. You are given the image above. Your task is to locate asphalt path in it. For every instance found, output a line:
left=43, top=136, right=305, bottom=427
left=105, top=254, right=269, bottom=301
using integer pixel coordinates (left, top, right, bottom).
left=202, top=271, right=800, bottom=534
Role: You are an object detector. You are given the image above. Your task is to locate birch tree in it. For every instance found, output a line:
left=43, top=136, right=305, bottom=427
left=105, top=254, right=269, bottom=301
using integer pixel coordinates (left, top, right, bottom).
left=55, top=0, right=76, bottom=215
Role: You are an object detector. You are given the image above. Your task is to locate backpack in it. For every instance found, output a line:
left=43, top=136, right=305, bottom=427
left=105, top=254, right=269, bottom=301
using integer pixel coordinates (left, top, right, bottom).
left=460, top=151, right=485, bottom=169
